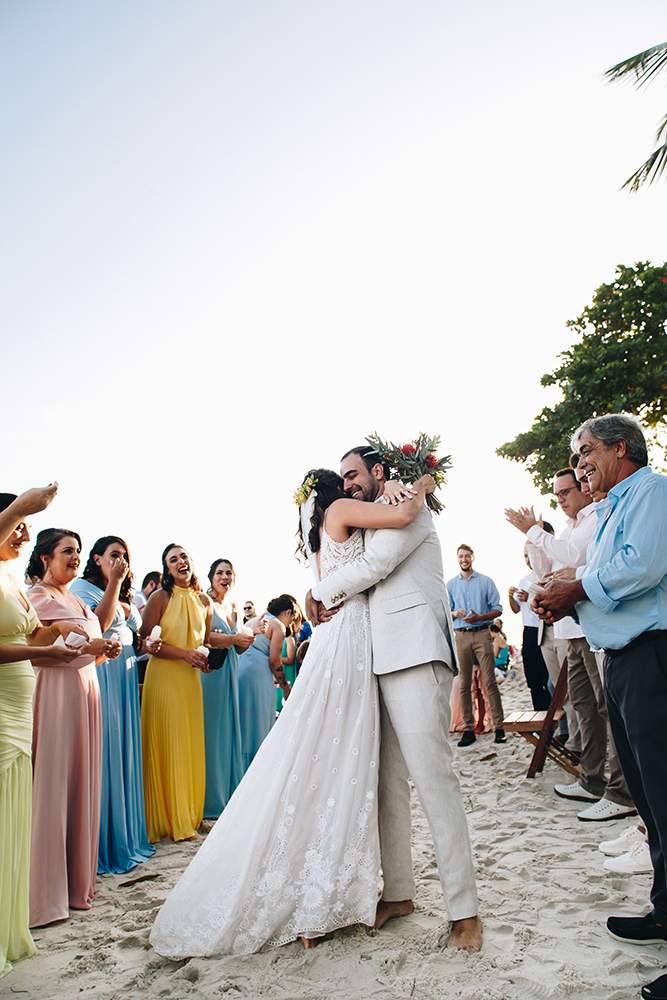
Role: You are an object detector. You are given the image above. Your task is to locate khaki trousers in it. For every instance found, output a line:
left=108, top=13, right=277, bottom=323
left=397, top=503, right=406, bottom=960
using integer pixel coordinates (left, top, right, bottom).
left=454, top=628, right=504, bottom=731
left=540, top=625, right=580, bottom=750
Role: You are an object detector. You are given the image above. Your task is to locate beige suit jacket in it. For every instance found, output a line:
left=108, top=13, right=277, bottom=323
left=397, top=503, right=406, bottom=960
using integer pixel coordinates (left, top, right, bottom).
left=317, top=506, right=458, bottom=676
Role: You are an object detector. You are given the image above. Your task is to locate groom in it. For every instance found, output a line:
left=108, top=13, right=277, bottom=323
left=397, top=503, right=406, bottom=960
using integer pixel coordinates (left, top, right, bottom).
left=307, top=445, right=481, bottom=952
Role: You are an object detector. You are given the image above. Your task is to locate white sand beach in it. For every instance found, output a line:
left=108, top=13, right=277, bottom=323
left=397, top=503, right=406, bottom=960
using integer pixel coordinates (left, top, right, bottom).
left=3, top=675, right=663, bottom=1000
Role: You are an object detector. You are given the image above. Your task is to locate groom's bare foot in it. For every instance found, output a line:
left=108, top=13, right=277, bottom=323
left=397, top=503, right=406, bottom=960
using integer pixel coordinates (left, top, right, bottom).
left=374, top=898, right=414, bottom=929
left=447, top=915, right=483, bottom=953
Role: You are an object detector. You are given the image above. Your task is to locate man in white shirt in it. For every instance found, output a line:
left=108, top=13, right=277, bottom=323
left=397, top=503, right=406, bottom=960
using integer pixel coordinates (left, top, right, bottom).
left=508, top=540, right=554, bottom=712
left=506, top=468, right=635, bottom=822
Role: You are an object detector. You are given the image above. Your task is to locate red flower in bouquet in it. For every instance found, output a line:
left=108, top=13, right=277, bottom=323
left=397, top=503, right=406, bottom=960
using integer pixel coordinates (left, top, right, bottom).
left=364, top=432, right=452, bottom=514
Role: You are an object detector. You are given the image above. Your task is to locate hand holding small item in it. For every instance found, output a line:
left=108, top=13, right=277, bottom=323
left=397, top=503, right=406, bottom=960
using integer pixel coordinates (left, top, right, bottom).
left=146, top=625, right=162, bottom=654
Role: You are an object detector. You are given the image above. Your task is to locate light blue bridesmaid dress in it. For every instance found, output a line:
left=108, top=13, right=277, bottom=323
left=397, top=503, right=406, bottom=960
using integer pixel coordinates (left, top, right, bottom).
left=70, top=579, right=155, bottom=873
left=237, top=615, right=276, bottom=772
left=200, top=605, right=244, bottom=818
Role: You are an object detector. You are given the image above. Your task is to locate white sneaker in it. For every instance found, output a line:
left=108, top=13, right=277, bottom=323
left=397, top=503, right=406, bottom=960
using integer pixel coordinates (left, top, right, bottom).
left=578, top=798, right=638, bottom=822
left=554, top=780, right=599, bottom=802
left=603, top=841, right=652, bottom=874
left=599, top=825, right=646, bottom=857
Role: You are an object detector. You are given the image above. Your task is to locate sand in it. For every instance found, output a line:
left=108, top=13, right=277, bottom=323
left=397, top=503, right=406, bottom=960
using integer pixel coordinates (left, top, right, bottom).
left=2, top=674, right=664, bottom=1000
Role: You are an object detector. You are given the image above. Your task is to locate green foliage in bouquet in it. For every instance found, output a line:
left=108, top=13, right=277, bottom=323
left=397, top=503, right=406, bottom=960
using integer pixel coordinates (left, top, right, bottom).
left=365, top=432, right=452, bottom=514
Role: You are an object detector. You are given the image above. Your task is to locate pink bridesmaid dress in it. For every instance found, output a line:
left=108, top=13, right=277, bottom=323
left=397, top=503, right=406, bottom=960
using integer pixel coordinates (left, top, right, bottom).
left=27, top=588, right=103, bottom=927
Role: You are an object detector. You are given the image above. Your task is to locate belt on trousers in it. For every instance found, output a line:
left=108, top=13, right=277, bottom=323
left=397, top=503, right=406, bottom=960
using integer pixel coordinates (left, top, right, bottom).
left=456, top=624, right=491, bottom=634
left=605, top=628, right=667, bottom=659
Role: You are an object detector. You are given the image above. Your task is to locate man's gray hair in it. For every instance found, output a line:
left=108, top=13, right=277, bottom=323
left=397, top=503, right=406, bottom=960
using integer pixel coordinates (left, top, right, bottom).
left=570, top=413, right=648, bottom=467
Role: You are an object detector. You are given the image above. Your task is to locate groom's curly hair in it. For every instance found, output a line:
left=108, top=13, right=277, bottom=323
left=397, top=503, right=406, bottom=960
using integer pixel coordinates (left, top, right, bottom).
left=295, top=468, right=344, bottom=561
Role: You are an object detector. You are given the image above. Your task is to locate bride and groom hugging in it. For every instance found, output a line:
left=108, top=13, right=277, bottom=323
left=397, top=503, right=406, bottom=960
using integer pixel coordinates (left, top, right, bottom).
left=149, top=444, right=481, bottom=959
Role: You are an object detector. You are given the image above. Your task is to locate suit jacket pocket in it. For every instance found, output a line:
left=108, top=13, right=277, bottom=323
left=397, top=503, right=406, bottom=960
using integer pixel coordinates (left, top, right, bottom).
left=381, top=591, right=426, bottom=614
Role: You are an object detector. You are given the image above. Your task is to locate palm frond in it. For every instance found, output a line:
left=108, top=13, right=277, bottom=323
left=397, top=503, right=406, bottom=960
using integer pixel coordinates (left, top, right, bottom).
left=605, top=42, right=667, bottom=88
left=622, top=140, right=667, bottom=192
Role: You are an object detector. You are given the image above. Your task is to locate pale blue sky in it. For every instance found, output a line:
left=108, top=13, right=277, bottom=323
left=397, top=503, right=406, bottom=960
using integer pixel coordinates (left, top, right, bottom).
left=2, top=0, right=665, bottom=637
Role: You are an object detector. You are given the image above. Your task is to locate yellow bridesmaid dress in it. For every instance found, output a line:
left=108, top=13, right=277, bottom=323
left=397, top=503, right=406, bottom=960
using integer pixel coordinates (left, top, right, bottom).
left=141, top=587, right=206, bottom=843
left=0, top=578, right=37, bottom=978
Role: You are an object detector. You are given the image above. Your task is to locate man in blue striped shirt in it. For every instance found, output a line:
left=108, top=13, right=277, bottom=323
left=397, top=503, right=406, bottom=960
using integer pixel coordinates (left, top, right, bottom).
left=534, top=414, right=667, bottom=998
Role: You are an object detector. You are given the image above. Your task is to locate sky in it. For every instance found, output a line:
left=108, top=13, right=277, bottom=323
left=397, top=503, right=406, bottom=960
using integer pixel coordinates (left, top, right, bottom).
left=1, top=0, right=665, bottom=642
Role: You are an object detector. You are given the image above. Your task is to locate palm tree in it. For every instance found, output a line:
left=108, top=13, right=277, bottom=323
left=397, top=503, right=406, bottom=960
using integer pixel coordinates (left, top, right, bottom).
left=605, top=43, right=667, bottom=192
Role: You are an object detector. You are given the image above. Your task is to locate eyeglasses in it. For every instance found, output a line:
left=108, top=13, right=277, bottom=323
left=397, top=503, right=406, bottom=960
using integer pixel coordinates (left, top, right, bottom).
left=554, top=486, right=577, bottom=501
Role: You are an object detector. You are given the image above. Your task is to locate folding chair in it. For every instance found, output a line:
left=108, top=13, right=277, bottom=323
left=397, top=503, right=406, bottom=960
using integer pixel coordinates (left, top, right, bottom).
left=503, top=657, right=581, bottom=779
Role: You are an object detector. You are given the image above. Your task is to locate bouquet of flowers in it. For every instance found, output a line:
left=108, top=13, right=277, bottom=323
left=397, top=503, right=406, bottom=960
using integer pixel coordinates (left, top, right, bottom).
left=364, top=432, right=452, bottom=514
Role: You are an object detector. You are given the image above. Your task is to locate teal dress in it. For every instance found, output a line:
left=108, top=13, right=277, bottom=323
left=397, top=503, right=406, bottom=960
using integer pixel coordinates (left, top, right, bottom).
left=200, top=606, right=244, bottom=817
left=237, top=616, right=276, bottom=772
left=276, top=638, right=298, bottom=714
left=70, top=579, right=154, bottom=873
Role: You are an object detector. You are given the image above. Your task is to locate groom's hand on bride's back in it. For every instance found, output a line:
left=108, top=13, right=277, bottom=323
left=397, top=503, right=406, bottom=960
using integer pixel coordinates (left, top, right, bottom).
left=305, top=589, right=340, bottom=626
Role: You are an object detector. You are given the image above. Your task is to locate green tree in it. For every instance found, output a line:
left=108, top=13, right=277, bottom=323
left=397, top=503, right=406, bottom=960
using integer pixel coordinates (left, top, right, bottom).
left=497, top=262, right=667, bottom=493
left=605, top=43, right=667, bottom=192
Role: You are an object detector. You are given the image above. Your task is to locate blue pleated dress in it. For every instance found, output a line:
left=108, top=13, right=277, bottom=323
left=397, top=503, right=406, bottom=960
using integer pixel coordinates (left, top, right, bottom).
left=236, top=618, right=276, bottom=772
left=70, top=579, right=155, bottom=874
left=200, top=606, right=244, bottom=818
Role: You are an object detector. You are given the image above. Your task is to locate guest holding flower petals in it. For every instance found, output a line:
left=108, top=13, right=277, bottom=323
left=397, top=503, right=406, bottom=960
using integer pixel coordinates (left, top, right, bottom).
left=0, top=486, right=83, bottom=975
left=71, top=537, right=155, bottom=874
left=201, top=559, right=255, bottom=818
left=140, top=545, right=212, bottom=843
left=27, top=528, right=121, bottom=927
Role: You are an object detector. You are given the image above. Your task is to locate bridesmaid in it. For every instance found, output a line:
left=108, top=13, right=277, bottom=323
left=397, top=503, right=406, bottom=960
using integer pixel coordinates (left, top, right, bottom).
left=71, top=537, right=156, bottom=874
left=140, top=544, right=212, bottom=843
left=276, top=607, right=302, bottom=714
left=0, top=486, right=83, bottom=976
left=237, top=594, right=294, bottom=771
left=27, top=529, right=121, bottom=927
left=201, top=559, right=252, bottom=818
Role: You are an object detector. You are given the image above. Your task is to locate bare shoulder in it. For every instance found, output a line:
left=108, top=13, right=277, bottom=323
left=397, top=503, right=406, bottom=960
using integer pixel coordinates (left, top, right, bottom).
left=147, top=589, right=169, bottom=614
left=197, top=592, right=212, bottom=608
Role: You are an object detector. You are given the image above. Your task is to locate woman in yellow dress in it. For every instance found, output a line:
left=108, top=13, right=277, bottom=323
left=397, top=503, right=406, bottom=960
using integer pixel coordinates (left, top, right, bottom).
left=0, top=486, right=84, bottom=978
left=140, top=544, right=213, bottom=843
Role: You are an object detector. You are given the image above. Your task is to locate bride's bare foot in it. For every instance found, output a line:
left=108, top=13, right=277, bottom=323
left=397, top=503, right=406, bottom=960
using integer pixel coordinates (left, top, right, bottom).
left=374, top=898, right=414, bottom=930
left=447, top=915, right=483, bottom=953
left=300, top=933, right=332, bottom=948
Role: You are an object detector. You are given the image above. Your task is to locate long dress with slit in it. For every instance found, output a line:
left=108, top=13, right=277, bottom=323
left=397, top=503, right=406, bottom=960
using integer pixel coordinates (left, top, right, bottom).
left=0, top=573, right=37, bottom=977
left=150, top=527, right=381, bottom=958
left=27, top=587, right=103, bottom=927
left=70, top=579, right=155, bottom=873
left=141, top=586, right=206, bottom=843
left=201, top=604, right=243, bottom=818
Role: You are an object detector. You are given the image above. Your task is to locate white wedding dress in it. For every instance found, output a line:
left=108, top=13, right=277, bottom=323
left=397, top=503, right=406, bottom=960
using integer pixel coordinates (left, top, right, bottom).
left=150, top=527, right=381, bottom=957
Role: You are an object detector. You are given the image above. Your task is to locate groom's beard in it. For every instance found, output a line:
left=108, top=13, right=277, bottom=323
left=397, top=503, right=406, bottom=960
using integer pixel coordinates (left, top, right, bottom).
left=345, top=480, right=379, bottom=504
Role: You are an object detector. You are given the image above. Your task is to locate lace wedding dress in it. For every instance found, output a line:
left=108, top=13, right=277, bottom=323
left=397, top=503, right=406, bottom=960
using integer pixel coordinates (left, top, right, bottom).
left=150, top=528, right=381, bottom=957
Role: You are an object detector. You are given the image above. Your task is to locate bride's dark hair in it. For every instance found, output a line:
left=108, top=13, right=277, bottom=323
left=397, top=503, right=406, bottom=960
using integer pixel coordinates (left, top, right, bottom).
left=295, top=468, right=344, bottom=560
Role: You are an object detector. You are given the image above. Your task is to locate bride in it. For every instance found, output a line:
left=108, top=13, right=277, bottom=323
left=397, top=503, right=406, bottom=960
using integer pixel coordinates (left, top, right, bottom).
left=150, top=468, right=432, bottom=957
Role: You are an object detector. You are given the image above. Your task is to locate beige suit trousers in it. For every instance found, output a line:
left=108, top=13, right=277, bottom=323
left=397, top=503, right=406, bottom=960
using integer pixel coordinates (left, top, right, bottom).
left=377, top=662, right=478, bottom=921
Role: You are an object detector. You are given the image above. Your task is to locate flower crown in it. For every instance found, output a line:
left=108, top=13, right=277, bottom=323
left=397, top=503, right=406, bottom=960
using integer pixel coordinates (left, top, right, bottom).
left=293, top=475, right=318, bottom=507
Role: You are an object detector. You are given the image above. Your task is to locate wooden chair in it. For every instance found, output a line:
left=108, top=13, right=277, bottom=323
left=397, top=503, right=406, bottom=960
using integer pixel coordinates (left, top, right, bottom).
left=504, top=658, right=581, bottom=779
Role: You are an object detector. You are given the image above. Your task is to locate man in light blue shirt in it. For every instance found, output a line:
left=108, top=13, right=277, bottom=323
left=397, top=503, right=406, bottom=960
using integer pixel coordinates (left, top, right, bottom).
left=447, top=544, right=505, bottom=746
left=534, top=414, right=667, bottom=996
